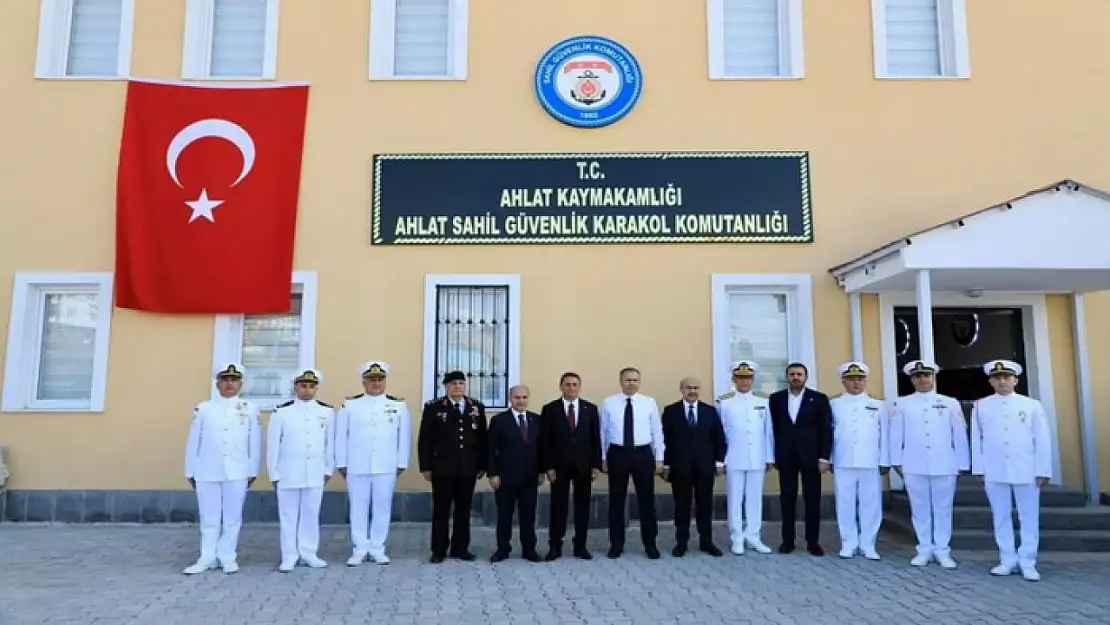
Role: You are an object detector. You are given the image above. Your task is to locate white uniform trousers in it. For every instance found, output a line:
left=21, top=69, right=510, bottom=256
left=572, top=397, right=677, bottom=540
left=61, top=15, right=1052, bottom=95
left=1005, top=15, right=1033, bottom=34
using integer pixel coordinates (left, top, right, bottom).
left=902, top=474, right=957, bottom=557
left=195, top=479, right=249, bottom=565
left=276, top=486, right=324, bottom=563
left=726, top=470, right=765, bottom=547
left=348, top=473, right=397, bottom=556
left=833, top=468, right=882, bottom=552
left=984, top=482, right=1040, bottom=568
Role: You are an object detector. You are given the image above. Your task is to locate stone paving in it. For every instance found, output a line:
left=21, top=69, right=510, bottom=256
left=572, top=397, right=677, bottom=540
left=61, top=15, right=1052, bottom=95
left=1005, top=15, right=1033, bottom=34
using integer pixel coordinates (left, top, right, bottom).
left=1, top=522, right=1109, bottom=625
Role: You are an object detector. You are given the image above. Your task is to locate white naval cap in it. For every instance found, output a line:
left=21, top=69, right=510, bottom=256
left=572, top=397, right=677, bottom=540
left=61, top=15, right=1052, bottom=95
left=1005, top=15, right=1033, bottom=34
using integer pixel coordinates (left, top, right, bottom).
left=983, top=359, right=1022, bottom=377
left=213, top=362, right=245, bottom=380
left=838, top=361, right=870, bottom=378
left=903, top=360, right=940, bottom=376
left=292, top=368, right=323, bottom=385
left=730, top=360, right=759, bottom=376
left=360, top=361, right=390, bottom=378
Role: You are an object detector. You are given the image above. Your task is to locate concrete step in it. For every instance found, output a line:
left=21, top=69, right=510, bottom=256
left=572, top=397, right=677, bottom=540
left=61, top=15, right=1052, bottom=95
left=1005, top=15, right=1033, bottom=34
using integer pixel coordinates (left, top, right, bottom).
left=891, top=485, right=1088, bottom=508
left=883, top=511, right=1110, bottom=552
left=888, top=496, right=1110, bottom=531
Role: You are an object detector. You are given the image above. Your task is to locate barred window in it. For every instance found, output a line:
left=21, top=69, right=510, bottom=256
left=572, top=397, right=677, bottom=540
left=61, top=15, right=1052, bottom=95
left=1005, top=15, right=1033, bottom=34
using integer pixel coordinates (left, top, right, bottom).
left=433, top=285, right=510, bottom=408
left=240, top=293, right=302, bottom=400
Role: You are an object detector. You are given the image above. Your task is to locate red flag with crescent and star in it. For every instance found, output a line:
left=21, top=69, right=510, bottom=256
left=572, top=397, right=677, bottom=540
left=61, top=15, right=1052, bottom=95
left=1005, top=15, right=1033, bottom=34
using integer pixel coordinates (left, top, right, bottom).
left=114, top=79, right=310, bottom=314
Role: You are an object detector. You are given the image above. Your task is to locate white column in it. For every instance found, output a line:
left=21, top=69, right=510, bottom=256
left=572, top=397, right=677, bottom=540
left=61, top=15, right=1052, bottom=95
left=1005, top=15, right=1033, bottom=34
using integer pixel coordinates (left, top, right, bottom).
left=849, top=291, right=864, bottom=362
left=914, top=270, right=935, bottom=363
left=1071, top=293, right=1100, bottom=503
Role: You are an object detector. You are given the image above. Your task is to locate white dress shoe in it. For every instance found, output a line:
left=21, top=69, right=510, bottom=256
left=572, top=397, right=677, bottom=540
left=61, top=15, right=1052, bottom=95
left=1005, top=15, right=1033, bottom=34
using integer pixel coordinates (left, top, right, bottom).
left=183, top=560, right=216, bottom=575
left=936, top=555, right=958, bottom=569
left=862, top=550, right=881, bottom=561
left=369, top=552, right=391, bottom=565
left=278, top=560, right=296, bottom=573
left=302, top=556, right=327, bottom=569
left=838, top=548, right=855, bottom=559
left=747, top=540, right=772, bottom=554
left=910, top=554, right=930, bottom=567
left=221, top=561, right=240, bottom=574
left=346, top=551, right=367, bottom=567
left=990, top=563, right=1016, bottom=576
left=730, top=543, right=745, bottom=555
left=1020, top=565, right=1041, bottom=582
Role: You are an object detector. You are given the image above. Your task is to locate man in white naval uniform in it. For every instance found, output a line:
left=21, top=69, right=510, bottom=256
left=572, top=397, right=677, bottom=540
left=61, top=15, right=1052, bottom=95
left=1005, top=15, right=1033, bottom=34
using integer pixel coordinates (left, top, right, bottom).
left=336, top=361, right=412, bottom=566
left=829, top=362, right=890, bottom=560
left=267, top=368, right=335, bottom=572
left=971, top=359, right=1052, bottom=582
left=716, top=361, right=774, bottom=556
left=183, top=362, right=261, bottom=575
left=889, top=360, right=970, bottom=569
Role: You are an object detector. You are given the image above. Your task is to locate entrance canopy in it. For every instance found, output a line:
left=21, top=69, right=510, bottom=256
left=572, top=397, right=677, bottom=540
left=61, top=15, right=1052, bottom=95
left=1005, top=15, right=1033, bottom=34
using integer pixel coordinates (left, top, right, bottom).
left=828, top=180, right=1110, bottom=294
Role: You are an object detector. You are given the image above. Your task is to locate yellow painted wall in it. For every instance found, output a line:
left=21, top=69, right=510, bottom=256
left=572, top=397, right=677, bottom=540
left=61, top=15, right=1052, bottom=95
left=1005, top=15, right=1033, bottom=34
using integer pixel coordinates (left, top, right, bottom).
left=0, top=0, right=1107, bottom=494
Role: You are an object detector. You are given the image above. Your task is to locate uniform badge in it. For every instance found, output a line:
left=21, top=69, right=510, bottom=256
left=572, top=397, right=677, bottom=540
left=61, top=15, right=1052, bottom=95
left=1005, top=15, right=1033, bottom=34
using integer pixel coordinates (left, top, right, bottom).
left=534, top=36, right=643, bottom=129
left=1019, top=411, right=1027, bottom=423
left=438, top=412, right=447, bottom=422
left=471, top=421, right=478, bottom=430
left=318, top=414, right=327, bottom=429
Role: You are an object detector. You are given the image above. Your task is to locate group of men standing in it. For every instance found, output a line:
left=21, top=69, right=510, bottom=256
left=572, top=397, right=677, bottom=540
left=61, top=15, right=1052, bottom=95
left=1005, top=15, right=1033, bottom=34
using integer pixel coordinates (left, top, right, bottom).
left=182, top=355, right=1053, bottom=582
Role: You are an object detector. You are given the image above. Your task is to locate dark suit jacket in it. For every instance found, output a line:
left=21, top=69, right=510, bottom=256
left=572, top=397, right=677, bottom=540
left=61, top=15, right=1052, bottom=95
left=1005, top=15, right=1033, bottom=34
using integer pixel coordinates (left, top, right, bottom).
left=417, top=396, right=488, bottom=477
left=540, top=398, right=602, bottom=476
left=768, top=388, right=833, bottom=466
left=487, top=410, right=545, bottom=488
left=661, top=400, right=726, bottom=477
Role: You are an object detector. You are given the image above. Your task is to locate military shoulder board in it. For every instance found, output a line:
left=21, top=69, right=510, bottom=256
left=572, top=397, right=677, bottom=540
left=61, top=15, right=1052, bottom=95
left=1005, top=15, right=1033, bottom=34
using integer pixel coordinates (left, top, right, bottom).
left=275, top=400, right=294, bottom=409
left=386, top=394, right=404, bottom=401
left=865, top=405, right=879, bottom=411
left=346, top=393, right=364, bottom=400
left=316, top=400, right=333, bottom=408
left=716, top=391, right=735, bottom=401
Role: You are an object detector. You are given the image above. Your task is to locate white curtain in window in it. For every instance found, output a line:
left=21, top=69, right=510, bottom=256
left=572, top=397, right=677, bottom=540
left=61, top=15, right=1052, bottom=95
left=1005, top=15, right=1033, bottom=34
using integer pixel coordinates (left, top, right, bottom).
left=728, top=292, right=790, bottom=394
left=240, top=294, right=302, bottom=398
left=66, top=0, right=123, bottom=77
left=393, top=0, right=450, bottom=76
left=36, top=293, right=99, bottom=401
left=210, top=0, right=268, bottom=77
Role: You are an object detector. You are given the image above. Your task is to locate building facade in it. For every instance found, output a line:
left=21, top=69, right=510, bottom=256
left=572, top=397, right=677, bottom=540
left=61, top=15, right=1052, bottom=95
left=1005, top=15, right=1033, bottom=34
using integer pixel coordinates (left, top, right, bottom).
left=1, top=0, right=1108, bottom=522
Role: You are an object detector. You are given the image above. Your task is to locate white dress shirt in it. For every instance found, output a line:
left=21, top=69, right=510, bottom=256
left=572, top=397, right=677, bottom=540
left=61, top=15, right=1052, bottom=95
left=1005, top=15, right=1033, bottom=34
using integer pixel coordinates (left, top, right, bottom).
left=971, top=393, right=1052, bottom=484
left=266, top=398, right=336, bottom=489
left=787, top=390, right=804, bottom=423
left=717, top=390, right=774, bottom=470
left=335, top=393, right=413, bottom=476
left=829, top=392, right=889, bottom=469
left=889, top=392, right=970, bottom=476
left=599, top=393, right=664, bottom=461
left=184, top=395, right=262, bottom=482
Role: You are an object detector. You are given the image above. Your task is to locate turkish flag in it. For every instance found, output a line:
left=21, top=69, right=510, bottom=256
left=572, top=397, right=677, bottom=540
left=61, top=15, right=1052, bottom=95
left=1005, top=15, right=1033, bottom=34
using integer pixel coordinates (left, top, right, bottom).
left=114, top=80, right=310, bottom=314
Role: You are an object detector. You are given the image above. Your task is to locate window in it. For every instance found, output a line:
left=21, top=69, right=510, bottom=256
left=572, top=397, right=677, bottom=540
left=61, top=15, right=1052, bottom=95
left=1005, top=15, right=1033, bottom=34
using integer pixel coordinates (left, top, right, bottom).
left=211, top=271, right=317, bottom=410
left=369, top=0, right=469, bottom=80
left=710, top=274, right=817, bottom=397
left=422, top=275, right=521, bottom=409
left=707, top=0, right=804, bottom=79
left=34, top=0, right=135, bottom=79
left=183, top=0, right=281, bottom=80
left=871, top=0, right=970, bottom=79
left=2, top=273, right=114, bottom=412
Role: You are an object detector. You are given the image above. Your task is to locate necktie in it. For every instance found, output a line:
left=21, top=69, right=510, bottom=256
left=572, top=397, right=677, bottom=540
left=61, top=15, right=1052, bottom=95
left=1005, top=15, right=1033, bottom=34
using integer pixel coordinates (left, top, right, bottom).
left=567, top=402, right=577, bottom=429
left=623, top=398, right=635, bottom=448
left=455, top=402, right=462, bottom=414
left=687, top=405, right=696, bottom=426
left=518, top=413, right=529, bottom=439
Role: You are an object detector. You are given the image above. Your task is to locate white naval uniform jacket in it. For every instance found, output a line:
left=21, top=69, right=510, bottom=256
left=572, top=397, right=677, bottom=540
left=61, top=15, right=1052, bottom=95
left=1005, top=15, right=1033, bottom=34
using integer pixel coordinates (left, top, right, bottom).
left=716, top=390, right=774, bottom=470
left=971, top=393, right=1053, bottom=484
left=267, top=398, right=336, bottom=489
left=184, top=396, right=262, bottom=482
left=889, top=392, right=970, bottom=476
left=335, top=393, right=413, bottom=476
left=829, top=393, right=890, bottom=469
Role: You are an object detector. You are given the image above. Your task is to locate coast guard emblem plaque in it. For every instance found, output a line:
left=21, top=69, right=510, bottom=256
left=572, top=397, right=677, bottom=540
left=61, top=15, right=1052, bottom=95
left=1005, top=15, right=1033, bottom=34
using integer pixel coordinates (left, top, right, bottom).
left=534, top=35, right=643, bottom=129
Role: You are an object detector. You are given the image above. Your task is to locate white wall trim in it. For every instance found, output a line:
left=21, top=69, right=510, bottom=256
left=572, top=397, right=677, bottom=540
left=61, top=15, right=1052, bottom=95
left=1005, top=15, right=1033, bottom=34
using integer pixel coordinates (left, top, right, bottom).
left=369, top=0, right=469, bottom=81
left=182, top=0, right=281, bottom=80
left=34, top=0, right=135, bottom=80
left=210, top=270, right=317, bottom=410
left=707, top=0, right=805, bottom=80
left=1071, top=294, right=1099, bottom=502
left=710, top=273, right=817, bottom=397
left=878, top=291, right=1062, bottom=485
left=870, top=0, right=970, bottom=80
left=421, top=274, right=521, bottom=408
left=2, top=272, right=115, bottom=413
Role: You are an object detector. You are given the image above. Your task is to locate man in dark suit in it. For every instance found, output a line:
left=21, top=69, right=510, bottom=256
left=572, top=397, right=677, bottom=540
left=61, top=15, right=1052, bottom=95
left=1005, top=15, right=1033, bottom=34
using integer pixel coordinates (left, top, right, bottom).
left=417, top=370, right=488, bottom=563
left=768, top=362, right=833, bottom=556
left=541, top=372, right=602, bottom=560
left=487, top=384, right=546, bottom=563
left=661, top=377, right=727, bottom=557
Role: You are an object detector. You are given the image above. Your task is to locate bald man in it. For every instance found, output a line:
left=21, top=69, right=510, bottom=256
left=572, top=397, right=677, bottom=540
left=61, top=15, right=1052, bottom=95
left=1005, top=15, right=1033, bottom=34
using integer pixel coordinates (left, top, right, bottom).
left=661, top=377, right=726, bottom=557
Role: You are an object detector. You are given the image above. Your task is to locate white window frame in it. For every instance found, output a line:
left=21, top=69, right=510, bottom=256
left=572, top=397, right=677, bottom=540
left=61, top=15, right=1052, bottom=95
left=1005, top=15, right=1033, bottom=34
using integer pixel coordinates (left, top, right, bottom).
left=210, top=270, right=317, bottom=410
left=422, top=274, right=521, bottom=409
left=369, top=0, right=469, bottom=81
left=710, top=273, right=817, bottom=397
left=2, top=272, right=115, bottom=413
left=871, top=0, right=970, bottom=79
left=707, top=0, right=805, bottom=80
left=34, top=0, right=136, bottom=80
left=182, top=0, right=281, bottom=80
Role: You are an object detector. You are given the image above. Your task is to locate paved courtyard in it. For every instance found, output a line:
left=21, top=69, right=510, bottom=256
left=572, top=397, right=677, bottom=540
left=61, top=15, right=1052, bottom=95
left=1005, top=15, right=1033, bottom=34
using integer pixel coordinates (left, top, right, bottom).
left=1, top=523, right=1109, bottom=625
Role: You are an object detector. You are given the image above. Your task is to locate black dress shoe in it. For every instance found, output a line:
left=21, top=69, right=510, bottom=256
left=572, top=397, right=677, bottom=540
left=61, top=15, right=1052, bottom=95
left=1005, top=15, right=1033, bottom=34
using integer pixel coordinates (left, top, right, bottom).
left=429, top=554, right=446, bottom=564
left=778, top=543, right=795, bottom=554
left=645, top=546, right=661, bottom=560
left=573, top=548, right=593, bottom=560
left=489, top=551, right=509, bottom=563
left=807, top=543, right=825, bottom=557
left=672, top=545, right=687, bottom=557
left=523, top=551, right=542, bottom=563
left=700, top=543, right=724, bottom=557
left=607, top=548, right=622, bottom=559
left=453, top=552, right=477, bottom=562
left=544, top=549, right=561, bottom=562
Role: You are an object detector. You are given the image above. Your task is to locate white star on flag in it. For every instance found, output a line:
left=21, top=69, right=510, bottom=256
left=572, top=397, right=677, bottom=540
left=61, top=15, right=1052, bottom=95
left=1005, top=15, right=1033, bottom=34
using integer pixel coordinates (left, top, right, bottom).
left=185, top=189, right=224, bottom=223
